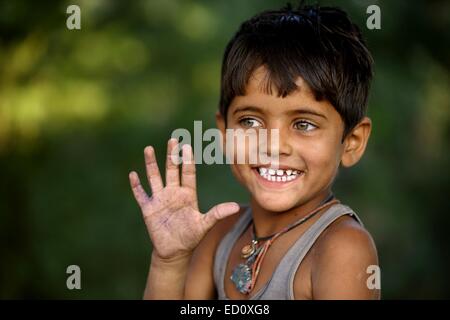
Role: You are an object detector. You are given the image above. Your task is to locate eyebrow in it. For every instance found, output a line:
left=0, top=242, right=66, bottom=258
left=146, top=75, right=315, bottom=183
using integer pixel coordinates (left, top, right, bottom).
left=233, top=105, right=328, bottom=119
left=232, top=106, right=263, bottom=115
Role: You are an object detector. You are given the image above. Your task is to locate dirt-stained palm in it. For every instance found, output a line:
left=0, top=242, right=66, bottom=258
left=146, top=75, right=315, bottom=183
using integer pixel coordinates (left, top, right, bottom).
left=129, top=138, right=240, bottom=260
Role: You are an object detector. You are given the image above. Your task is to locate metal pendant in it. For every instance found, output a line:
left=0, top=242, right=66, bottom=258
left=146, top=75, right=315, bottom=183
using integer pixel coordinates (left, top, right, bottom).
left=241, top=240, right=258, bottom=259
left=230, top=263, right=252, bottom=294
left=231, top=242, right=261, bottom=294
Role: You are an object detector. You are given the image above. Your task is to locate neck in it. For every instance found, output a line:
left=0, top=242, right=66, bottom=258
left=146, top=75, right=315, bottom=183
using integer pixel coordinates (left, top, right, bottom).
left=250, top=190, right=334, bottom=239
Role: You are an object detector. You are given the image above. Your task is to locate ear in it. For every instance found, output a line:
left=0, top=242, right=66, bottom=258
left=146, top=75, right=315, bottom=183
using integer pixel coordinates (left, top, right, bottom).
left=215, top=111, right=226, bottom=131
left=340, top=117, right=372, bottom=168
left=216, top=111, right=226, bottom=146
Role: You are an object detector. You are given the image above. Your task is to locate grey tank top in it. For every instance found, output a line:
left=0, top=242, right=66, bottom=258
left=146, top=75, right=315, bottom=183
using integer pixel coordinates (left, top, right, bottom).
left=213, top=203, right=363, bottom=300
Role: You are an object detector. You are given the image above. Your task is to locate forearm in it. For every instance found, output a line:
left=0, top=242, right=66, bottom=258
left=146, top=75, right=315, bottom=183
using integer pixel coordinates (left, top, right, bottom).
left=143, top=251, right=192, bottom=300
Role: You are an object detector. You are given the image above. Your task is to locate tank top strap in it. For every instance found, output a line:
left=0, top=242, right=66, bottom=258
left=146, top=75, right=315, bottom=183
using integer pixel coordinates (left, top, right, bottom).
left=285, top=203, right=362, bottom=299
left=251, top=203, right=363, bottom=300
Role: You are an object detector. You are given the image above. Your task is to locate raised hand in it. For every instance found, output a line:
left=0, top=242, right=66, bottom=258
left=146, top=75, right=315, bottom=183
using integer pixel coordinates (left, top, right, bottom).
left=129, top=138, right=240, bottom=261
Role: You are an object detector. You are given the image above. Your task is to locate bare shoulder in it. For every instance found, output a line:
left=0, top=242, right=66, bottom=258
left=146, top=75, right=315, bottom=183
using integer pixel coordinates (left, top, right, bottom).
left=310, top=214, right=380, bottom=299
left=315, top=214, right=377, bottom=257
left=184, top=204, right=248, bottom=299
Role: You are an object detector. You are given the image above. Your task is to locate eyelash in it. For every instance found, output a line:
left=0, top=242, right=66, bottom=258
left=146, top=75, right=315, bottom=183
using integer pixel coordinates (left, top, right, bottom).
left=293, top=120, right=317, bottom=132
left=239, top=117, right=263, bottom=128
left=238, top=117, right=318, bottom=132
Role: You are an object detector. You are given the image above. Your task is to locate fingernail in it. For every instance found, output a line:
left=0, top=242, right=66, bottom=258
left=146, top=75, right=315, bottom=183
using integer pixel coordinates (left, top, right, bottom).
left=229, top=203, right=240, bottom=211
left=182, top=144, right=192, bottom=163
left=144, top=146, right=153, bottom=153
left=182, top=144, right=191, bottom=153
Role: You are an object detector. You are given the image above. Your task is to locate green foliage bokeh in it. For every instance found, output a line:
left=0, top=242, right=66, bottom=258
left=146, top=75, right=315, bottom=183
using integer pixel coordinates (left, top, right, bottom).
left=0, top=0, right=449, bottom=299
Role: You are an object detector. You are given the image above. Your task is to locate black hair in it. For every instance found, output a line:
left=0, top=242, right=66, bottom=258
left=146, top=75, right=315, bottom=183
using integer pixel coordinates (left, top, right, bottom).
left=219, top=3, right=374, bottom=138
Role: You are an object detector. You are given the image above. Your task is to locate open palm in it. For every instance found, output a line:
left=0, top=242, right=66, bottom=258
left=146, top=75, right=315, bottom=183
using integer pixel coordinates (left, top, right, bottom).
left=129, top=139, right=240, bottom=260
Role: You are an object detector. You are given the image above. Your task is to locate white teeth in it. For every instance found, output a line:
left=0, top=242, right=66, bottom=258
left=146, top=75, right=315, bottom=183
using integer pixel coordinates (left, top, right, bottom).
left=257, top=167, right=303, bottom=183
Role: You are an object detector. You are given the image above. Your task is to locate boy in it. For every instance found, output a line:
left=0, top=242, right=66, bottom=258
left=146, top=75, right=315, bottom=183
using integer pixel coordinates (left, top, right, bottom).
left=129, top=4, right=380, bottom=300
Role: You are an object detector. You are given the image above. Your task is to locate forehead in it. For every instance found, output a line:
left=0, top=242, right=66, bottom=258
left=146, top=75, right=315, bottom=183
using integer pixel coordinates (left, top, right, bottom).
left=247, top=65, right=312, bottom=97
left=228, top=65, right=334, bottom=116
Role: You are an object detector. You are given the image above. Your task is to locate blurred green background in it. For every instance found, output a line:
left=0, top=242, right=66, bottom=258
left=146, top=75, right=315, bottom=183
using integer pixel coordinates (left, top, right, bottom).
left=0, top=0, right=449, bottom=299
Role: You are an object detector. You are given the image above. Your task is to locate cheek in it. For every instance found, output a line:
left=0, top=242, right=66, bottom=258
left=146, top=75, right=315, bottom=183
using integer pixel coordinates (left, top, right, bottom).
left=301, top=139, right=341, bottom=175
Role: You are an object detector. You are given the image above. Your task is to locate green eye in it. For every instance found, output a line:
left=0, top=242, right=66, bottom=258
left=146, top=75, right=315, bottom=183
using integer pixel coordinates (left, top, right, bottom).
left=239, top=118, right=262, bottom=128
left=294, top=120, right=317, bottom=132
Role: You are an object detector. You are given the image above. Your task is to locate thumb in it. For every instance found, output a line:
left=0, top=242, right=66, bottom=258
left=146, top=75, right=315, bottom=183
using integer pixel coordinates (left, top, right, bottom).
left=202, top=202, right=241, bottom=231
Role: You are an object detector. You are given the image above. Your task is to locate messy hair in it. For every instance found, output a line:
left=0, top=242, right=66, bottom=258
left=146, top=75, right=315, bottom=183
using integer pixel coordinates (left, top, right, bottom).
left=219, top=3, right=374, bottom=137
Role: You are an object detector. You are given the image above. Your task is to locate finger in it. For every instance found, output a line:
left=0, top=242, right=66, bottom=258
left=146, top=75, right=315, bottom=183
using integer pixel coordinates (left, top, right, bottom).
left=181, top=144, right=196, bottom=191
left=203, top=202, right=240, bottom=230
left=166, top=138, right=180, bottom=187
left=144, top=146, right=164, bottom=194
left=129, top=171, right=150, bottom=208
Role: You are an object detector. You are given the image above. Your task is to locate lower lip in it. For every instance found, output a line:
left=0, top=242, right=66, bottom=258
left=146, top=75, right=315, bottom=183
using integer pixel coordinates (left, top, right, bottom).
left=252, top=168, right=304, bottom=189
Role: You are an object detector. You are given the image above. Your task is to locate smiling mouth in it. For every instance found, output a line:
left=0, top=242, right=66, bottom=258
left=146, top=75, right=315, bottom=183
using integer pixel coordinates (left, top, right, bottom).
left=253, top=167, right=305, bottom=183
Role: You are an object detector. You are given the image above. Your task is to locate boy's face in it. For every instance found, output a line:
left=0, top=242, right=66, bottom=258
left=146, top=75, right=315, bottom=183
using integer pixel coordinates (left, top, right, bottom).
left=217, top=66, right=370, bottom=212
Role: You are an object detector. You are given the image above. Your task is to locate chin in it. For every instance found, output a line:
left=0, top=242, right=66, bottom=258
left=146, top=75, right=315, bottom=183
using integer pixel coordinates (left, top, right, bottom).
left=253, top=194, right=300, bottom=213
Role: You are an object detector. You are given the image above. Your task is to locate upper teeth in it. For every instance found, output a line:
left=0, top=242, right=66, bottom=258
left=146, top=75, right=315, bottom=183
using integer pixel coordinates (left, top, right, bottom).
left=257, top=167, right=302, bottom=182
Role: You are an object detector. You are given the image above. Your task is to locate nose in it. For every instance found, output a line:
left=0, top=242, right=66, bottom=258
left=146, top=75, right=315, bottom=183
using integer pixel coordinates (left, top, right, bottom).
left=265, top=125, right=293, bottom=159
left=278, top=126, right=294, bottom=156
